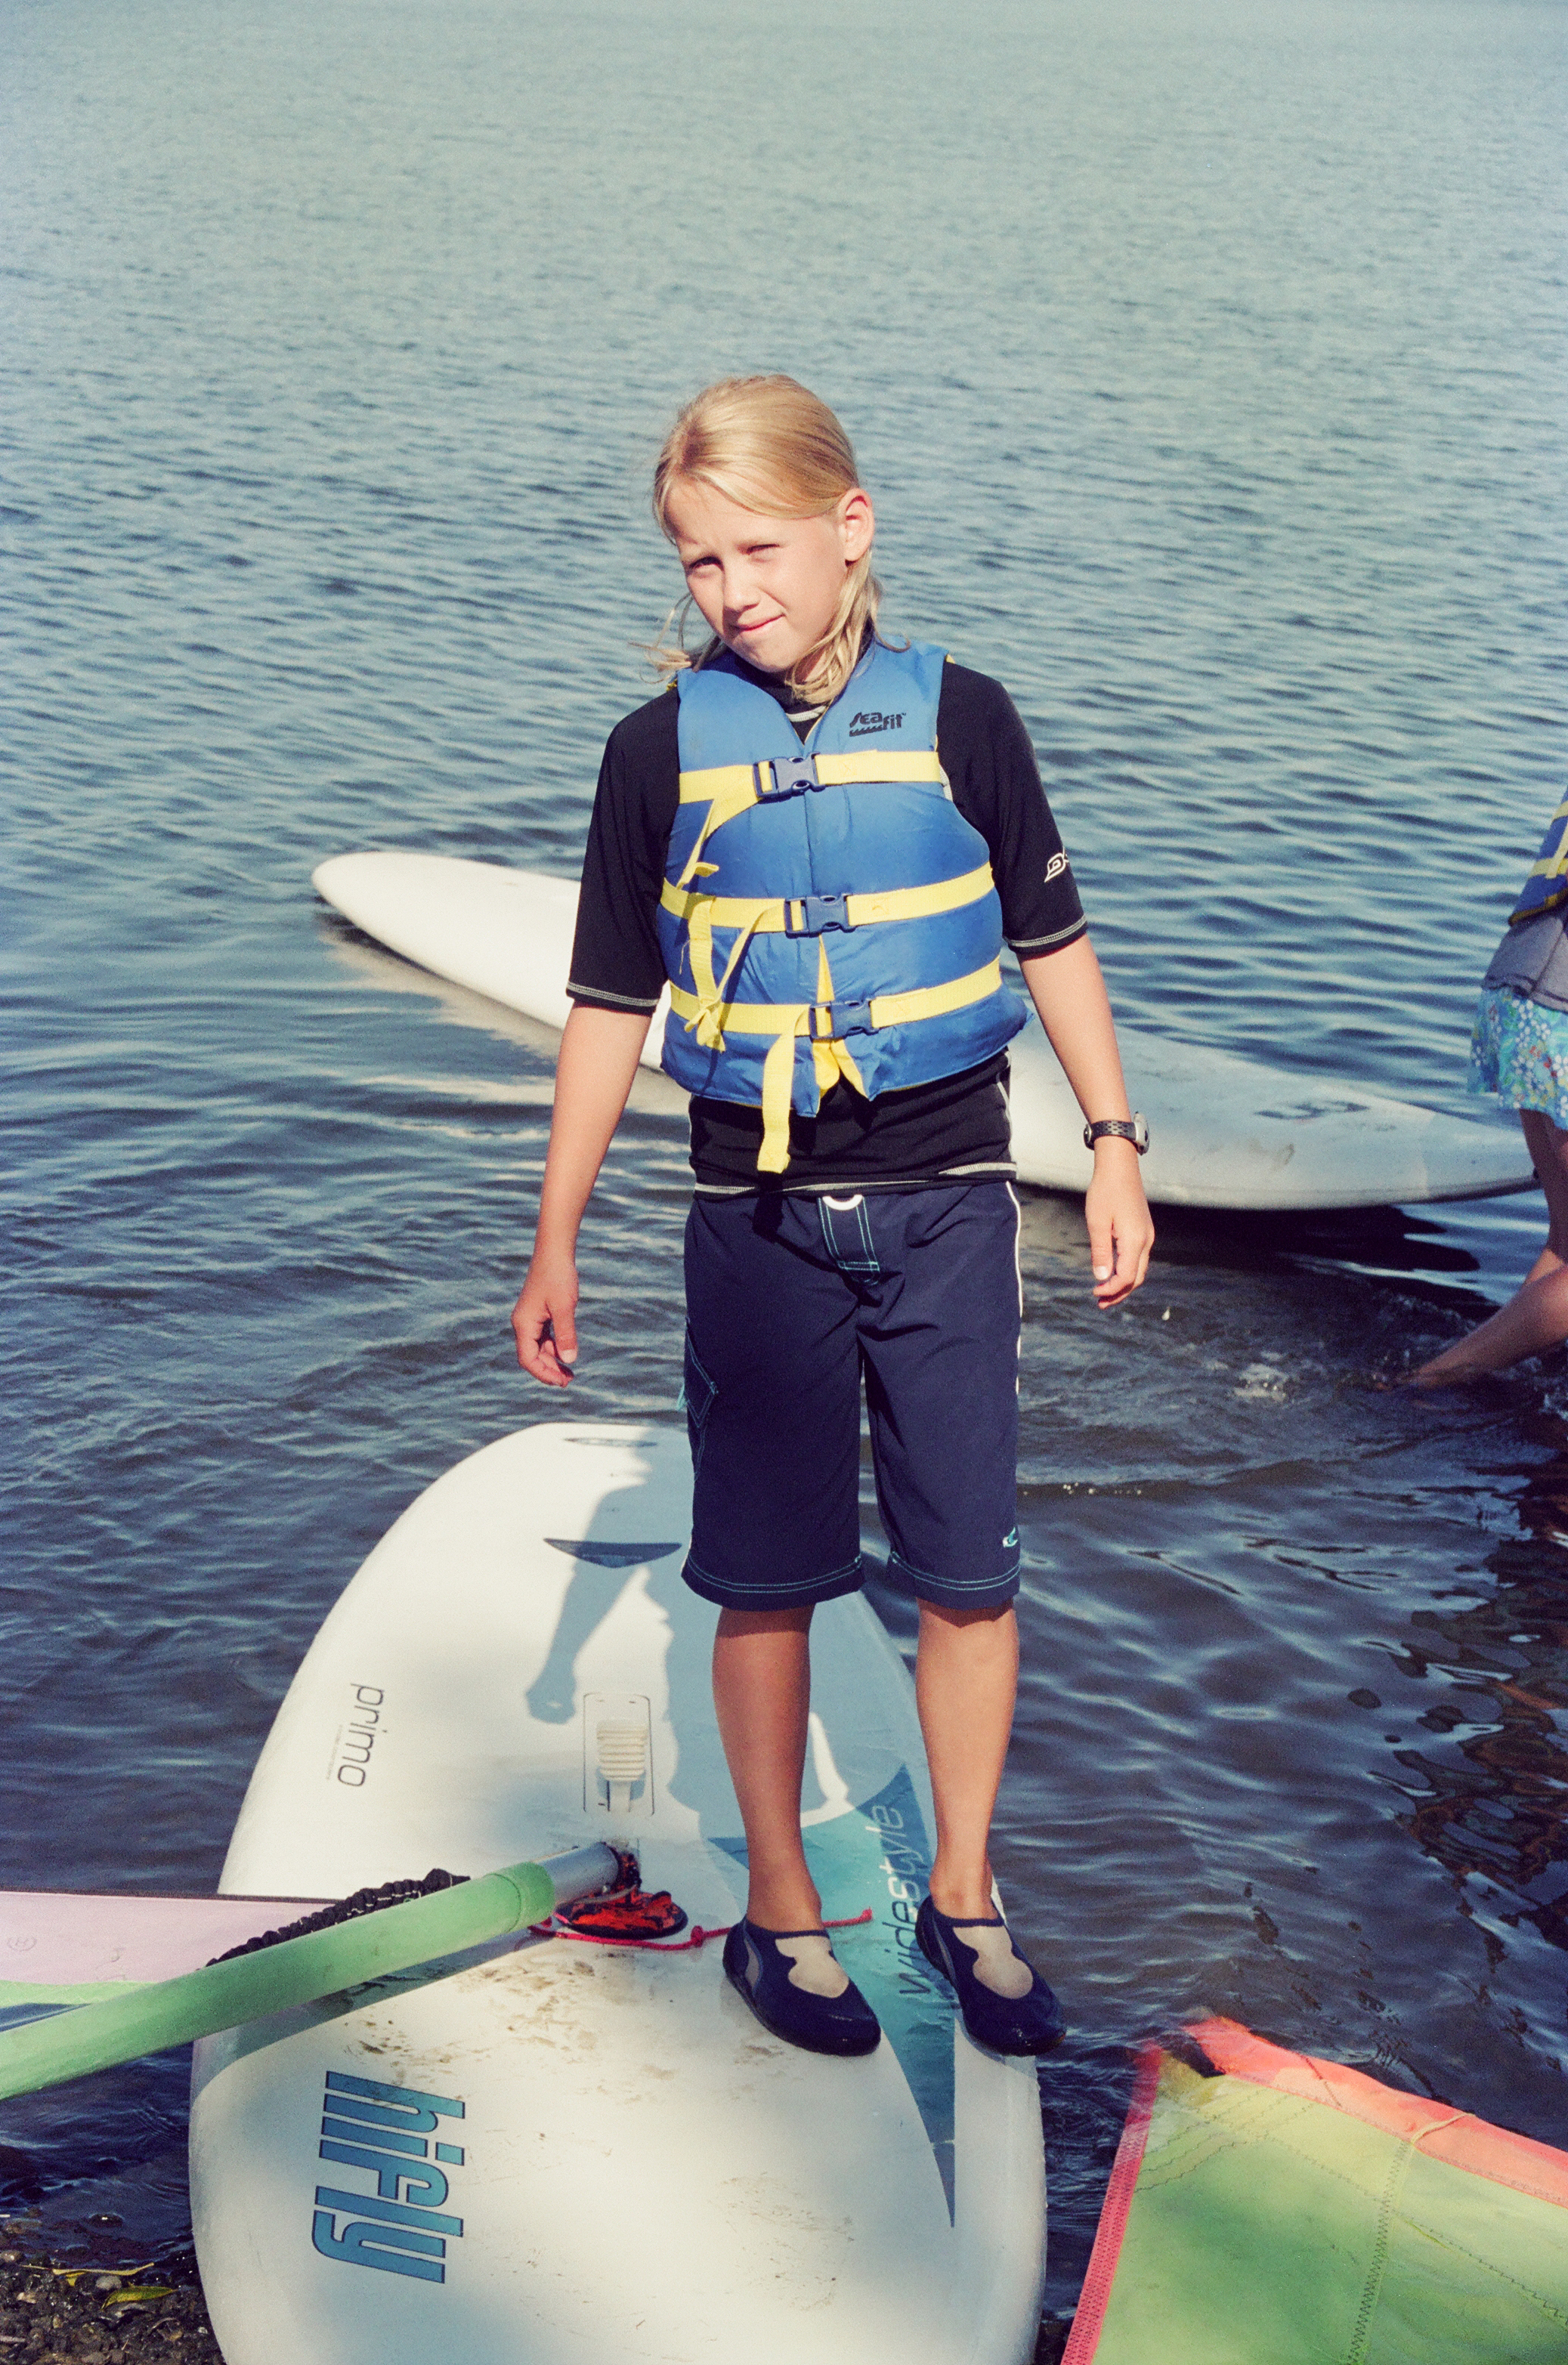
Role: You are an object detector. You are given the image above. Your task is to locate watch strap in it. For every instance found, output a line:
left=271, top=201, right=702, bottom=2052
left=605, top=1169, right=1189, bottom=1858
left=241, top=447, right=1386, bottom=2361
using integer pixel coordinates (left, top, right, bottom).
left=1084, top=1115, right=1149, bottom=1155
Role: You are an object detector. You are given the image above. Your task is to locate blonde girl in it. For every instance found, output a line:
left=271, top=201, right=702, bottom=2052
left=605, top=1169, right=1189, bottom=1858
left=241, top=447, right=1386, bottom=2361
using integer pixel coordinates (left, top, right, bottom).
left=512, top=377, right=1153, bottom=2057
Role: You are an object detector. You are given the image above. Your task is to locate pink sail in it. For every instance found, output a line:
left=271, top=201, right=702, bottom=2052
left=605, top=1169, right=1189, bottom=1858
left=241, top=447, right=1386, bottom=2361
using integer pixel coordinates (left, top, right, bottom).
left=0, top=1890, right=328, bottom=1995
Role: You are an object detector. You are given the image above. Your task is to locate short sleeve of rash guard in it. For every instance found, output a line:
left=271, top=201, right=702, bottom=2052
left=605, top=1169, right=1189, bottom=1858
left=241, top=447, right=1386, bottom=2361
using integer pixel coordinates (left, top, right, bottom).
left=935, top=663, right=1086, bottom=954
left=567, top=691, right=679, bottom=1012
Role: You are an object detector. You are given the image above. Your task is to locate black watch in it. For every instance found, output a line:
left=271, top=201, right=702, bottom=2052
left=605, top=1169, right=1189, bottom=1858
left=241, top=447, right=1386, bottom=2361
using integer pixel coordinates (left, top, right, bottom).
left=1084, top=1114, right=1149, bottom=1155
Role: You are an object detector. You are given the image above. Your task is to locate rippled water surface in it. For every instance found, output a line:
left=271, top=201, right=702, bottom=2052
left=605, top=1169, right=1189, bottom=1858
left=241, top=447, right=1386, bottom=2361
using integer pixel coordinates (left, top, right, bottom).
left=3, top=0, right=1567, bottom=2336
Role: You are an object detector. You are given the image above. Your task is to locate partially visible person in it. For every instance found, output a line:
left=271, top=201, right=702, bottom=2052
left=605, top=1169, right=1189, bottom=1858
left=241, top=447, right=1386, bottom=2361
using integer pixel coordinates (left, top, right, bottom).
left=1416, top=795, right=1568, bottom=1384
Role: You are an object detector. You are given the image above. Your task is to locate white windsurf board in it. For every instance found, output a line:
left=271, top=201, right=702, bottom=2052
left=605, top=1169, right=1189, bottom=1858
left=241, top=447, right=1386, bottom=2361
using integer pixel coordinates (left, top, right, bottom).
left=188, top=1421, right=1047, bottom=2364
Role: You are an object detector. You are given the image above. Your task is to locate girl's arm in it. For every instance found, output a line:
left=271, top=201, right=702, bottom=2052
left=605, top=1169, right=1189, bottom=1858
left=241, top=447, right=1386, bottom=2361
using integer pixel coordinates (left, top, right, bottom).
left=511, top=1003, right=654, bottom=1385
left=1019, top=937, right=1155, bottom=1308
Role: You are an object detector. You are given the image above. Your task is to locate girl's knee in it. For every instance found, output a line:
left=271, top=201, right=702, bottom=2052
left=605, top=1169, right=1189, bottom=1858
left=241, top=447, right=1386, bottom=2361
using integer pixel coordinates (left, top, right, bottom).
left=918, top=1597, right=1016, bottom=1634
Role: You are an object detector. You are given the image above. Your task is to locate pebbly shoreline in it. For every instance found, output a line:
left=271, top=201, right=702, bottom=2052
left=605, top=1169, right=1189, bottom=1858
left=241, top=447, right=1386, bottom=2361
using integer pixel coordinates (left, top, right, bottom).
left=0, top=2237, right=1073, bottom=2363
left=0, top=2237, right=221, bottom=2365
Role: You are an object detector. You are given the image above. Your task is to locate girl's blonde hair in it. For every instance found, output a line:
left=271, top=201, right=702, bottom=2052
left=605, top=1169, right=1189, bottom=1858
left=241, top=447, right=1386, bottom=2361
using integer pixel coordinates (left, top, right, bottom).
left=650, top=376, right=883, bottom=710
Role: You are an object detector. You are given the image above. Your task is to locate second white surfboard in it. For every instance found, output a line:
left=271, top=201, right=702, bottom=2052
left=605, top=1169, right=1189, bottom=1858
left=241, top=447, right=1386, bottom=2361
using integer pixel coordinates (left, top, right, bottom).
left=313, top=850, right=1532, bottom=1210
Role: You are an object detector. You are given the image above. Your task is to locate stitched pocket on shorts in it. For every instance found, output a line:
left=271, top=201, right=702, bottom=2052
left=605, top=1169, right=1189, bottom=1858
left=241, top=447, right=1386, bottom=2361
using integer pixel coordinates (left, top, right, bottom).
left=682, top=1331, right=718, bottom=1472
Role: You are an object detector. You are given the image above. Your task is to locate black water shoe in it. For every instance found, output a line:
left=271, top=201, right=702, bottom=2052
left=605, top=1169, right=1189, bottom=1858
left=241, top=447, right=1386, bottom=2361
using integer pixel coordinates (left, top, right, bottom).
left=915, top=1897, right=1065, bottom=2055
left=722, top=1918, right=881, bottom=2057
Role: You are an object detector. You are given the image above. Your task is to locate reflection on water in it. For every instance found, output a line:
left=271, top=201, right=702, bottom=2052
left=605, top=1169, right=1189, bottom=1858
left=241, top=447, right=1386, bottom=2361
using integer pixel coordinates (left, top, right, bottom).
left=1393, top=1442, right=1568, bottom=1964
left=3, top=0, right=1566, bottom=2341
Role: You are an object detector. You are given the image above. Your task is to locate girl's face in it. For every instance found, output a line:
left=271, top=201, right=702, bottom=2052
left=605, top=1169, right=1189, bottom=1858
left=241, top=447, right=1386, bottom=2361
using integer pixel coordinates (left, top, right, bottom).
left=662, top=479, right=874, bottom=679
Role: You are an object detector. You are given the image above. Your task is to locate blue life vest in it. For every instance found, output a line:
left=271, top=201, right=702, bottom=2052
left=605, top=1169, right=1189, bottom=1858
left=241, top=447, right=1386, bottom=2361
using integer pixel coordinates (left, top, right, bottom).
left=657, top=638, right=1026, bottom=1173
left=1510, top=796, right=1568, bottom=926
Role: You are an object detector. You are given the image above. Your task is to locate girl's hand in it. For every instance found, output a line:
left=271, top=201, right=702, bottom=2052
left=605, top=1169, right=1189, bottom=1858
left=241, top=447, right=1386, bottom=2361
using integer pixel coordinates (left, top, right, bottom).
left=1085, top=1142, right=1155, bottom=1308
left=510, top=1004, right=654, bottom=1390
left=512, top=1254, right=580, bottom=1386
left=1016, top=938, right=1156, bottom=1311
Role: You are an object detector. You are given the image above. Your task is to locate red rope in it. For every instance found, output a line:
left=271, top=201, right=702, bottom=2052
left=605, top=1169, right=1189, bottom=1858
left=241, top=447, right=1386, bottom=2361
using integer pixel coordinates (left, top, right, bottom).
left=529, top=1906, right=874, bottom=1954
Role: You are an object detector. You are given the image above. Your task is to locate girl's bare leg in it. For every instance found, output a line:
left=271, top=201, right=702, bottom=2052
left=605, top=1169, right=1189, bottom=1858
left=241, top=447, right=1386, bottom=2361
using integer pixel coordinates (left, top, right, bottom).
left=917, top=1600, right=1019, bottom=1918
left=712, top=1604, right=821, bottom=1930
left=1522, top=1106, right=1568, bottom=1279
left=1415, top=1111, right=1568, bottom=1383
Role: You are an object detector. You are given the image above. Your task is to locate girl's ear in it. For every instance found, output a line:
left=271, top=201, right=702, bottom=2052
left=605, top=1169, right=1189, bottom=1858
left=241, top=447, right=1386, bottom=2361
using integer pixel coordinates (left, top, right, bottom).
left=837, top=487, right=875, bottom=565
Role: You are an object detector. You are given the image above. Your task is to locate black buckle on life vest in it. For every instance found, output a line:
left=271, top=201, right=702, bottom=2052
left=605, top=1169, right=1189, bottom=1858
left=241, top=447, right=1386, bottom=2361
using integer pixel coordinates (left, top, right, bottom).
left=756, top=754, right=819, bottom=800
left=809, top=997, right=873, bottom=1040
left=783, top=892, right=853, bottom=938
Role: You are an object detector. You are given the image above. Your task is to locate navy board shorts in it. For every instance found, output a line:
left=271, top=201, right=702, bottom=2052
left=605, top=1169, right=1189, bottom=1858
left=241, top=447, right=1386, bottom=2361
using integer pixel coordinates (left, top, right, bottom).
left=681, top=1182, right=1022, bottom=1613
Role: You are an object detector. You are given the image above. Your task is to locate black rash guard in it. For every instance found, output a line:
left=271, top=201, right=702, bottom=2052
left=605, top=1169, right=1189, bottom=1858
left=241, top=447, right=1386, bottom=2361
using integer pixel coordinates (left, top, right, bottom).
left=568, top=650, right=1086, bottom=1193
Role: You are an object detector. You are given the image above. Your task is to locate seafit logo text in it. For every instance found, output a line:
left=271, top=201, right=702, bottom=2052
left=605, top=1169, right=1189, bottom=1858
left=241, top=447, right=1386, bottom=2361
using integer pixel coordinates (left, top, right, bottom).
left=311, top=2071, right=466, bottom=2284
left=848, top=709, right=904, bottom=736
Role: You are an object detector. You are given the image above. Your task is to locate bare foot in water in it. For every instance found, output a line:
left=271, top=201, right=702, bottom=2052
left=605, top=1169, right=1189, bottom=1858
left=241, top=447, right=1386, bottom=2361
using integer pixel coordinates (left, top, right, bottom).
left=1413, top=1263, right=1568, bottom=1384
left=1413, top=1108, right=1568, bottom=1385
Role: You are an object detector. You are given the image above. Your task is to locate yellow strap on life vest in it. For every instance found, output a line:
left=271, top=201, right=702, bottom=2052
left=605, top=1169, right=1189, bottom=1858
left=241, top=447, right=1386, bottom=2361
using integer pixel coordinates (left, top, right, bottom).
left=677, top=750, right=945, bottom=803
left=804, top=938, right=865, bottom=1130
left=673, top=750, right=945, bottom=890
left=662, top=862, right=997, bottom=1046
left=1514, top=804, right=1568, bottom=894
left=660, top=861, right=994, bottom=938
left=667, top=959, right=1004, bottom=1173
left=1522, top=801, right=1568, bottom=880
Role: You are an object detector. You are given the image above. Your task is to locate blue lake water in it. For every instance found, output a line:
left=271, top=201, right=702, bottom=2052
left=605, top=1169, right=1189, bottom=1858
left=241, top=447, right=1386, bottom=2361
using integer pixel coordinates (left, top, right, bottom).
left=2, top=0, right=1566, bottom=2340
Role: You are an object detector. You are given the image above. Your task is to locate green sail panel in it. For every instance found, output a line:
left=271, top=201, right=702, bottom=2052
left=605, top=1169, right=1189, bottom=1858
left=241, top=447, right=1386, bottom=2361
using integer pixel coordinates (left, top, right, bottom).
left=1065, top=2018, right=1568, bottom=2365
